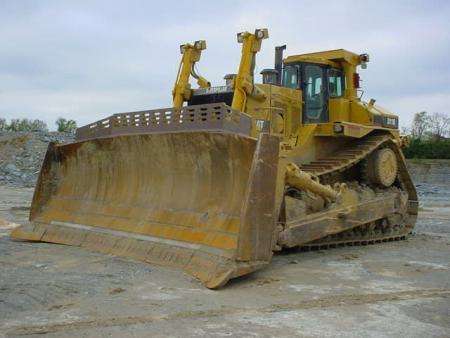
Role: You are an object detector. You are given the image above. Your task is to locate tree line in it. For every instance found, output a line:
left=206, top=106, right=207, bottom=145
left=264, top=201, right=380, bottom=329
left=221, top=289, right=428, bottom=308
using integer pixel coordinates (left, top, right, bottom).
left=1, top=111, right=448, bottom=158
left=403, top=112, right=449, bottom=159
left=0, top=117, right=77, bottom=133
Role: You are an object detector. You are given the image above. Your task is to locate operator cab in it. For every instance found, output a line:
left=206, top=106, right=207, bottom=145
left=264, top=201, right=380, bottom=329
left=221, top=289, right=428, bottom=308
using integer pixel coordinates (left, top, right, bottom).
left=187, top=47, right=364, bottom=128
left=277, top=49, right=368, bottom=126
left=282, top=61, right=345, bottom=124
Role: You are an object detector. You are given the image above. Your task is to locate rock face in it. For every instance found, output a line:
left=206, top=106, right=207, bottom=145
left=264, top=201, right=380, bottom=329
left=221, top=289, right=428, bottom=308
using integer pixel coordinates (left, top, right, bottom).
left=0, top=131, right=74, bottom=187
left=407, top=159, right=450, bottom=186
left=407, top=159, right=450, bottom=208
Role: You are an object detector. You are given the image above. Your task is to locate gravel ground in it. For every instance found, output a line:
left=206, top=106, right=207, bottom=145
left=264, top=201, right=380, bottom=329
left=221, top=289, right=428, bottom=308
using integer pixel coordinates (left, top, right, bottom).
left=0, top=158, right=449, bottom=337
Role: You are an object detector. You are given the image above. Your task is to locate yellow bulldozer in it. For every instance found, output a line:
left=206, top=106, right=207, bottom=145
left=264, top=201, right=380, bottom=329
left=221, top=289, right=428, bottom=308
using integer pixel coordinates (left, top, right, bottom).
left=12, top=29, right=418, bottom=288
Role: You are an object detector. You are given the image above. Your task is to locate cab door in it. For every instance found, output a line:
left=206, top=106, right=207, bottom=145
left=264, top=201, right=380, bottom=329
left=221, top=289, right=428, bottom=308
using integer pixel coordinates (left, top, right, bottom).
left=302, top=64, right=329, bottom=124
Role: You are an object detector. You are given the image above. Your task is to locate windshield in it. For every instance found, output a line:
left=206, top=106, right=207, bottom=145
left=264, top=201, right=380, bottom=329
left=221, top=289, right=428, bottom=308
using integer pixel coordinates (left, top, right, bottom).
left=282, top=64, right=300, bottom=89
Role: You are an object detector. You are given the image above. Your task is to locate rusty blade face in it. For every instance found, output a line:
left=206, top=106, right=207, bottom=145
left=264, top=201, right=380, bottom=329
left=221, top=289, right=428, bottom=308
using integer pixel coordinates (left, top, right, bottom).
left=11, top=132, right=280, bottom=288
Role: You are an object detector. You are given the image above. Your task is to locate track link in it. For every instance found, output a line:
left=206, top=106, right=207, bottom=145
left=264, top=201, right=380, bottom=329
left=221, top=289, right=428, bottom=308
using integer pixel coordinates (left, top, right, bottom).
left=298, top=134, right=390, bottom=176
left=293, top=132, right=418, bottom=250
left=298, top=222, right=412, bottom=251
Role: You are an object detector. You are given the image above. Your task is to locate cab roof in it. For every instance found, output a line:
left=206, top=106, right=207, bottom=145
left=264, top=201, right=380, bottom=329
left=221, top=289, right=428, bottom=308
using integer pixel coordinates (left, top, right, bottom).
left=284, top=49, right=361, bottom=67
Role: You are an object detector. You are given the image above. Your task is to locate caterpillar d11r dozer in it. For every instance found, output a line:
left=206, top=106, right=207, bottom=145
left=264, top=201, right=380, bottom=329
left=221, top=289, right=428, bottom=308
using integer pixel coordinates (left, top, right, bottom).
left=12, top=29, right=418, bottom=288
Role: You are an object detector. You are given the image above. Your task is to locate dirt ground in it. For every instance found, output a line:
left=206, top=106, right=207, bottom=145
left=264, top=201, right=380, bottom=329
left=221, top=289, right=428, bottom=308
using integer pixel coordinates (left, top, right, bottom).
left=0, top=178, right=449, bottom=337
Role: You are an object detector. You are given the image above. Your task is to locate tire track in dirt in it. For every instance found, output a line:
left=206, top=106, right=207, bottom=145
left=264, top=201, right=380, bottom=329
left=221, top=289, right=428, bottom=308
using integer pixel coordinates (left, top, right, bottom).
left=5, top=288, right=450, bottom=336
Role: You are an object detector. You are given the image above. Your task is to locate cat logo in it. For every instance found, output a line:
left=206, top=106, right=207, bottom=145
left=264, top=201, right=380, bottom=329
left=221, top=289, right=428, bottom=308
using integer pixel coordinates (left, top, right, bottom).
left=255, top=119, right=267, bottom=131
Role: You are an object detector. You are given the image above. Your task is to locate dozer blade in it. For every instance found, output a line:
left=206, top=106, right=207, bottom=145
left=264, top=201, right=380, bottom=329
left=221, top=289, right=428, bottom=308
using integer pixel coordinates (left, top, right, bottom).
left=11, top=131, right=280, bottom=288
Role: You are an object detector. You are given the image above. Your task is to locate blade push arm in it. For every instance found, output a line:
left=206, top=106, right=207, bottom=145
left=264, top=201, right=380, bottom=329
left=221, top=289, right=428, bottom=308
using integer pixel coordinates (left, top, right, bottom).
left=172, top=40, right=210, bottom=109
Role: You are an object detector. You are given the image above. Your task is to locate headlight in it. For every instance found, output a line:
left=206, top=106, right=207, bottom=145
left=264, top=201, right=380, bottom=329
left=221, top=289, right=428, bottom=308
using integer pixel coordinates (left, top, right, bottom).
left=333, top=123, right=343, bottom=133
left=360, top=53, right=370, bottom=62
left=360, top=53, right=369, bottom=69
left=237, top=32, right=244, bottom=43
left=179, top=44, right=186, bottom=54
left=194, top=40, right=206, bottom=50
left=255, top=28, right=268, bottom=39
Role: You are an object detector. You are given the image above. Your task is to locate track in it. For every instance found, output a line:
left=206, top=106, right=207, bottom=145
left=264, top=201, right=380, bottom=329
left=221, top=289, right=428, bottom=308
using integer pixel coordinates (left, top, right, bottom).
left=295, top=132, right=418, bottom=249
left=299, top=134, right=391, bottom=176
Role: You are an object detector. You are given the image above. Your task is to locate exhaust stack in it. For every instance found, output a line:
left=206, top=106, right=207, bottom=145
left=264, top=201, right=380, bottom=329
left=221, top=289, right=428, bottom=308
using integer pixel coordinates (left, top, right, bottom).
left=274, top=45, right=286, bottom=85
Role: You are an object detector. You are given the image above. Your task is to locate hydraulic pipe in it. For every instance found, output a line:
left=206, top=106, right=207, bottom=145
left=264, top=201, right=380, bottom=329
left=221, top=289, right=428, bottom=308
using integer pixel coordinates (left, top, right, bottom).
left=285, top=162, right=338, bottom=201
left=172, top=40, right=208, bottom=109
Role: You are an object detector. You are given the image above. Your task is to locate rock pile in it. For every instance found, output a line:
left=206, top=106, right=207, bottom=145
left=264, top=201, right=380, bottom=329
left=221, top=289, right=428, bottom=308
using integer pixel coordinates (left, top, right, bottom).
left=0, top=131, right=74, bottom=187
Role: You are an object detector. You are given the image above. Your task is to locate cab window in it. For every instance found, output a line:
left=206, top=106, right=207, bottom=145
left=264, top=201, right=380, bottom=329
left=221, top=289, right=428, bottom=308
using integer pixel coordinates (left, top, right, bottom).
left=328, top=68, right=344, bottom=97
left=282, top=64, right=300, bottom=89
left=303, top=64, right=328, bottom=123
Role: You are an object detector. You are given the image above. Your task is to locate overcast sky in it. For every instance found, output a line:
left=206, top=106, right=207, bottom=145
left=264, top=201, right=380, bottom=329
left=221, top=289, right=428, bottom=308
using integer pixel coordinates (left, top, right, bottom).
left=1, top=0, right=449, bottom=130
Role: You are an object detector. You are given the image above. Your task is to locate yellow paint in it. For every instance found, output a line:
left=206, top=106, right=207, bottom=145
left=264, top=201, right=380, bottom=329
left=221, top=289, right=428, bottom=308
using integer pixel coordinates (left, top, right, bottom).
left=11, top=28, right=409, bottom=289
left=172, top=40, right=209, bottom=109
left=231, top=29, right=268, bottom=112
left=329, top=98, right=350, bottom=122
left=284, top=49, right=361, bottom=66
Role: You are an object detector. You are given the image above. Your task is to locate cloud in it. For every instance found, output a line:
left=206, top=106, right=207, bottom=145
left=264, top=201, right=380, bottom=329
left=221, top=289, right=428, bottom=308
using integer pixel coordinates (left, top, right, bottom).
left=0, top=88, right=162, bottom=127
left=0, top=0, right=449, bottom=129
left=380, top=91, right=450, bottom=127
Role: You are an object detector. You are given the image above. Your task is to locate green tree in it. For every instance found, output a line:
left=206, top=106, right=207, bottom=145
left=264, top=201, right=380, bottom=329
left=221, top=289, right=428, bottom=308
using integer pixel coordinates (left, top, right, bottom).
left=404, top=111, right=450, bottom=159
left=29, top=119, right=48, bottom=131
left=403, top=138, right=450, bottom=159
left=56, top=117, right=77, bottom=133
left=7, top=119, right=21, bottom=131
left=0, top=118, right=7, bottom=131
left=6, top=118, right=47, bottom=132
left=428, top=112, right=450, bottom=141
left=410, top=111, right=430, bottom=139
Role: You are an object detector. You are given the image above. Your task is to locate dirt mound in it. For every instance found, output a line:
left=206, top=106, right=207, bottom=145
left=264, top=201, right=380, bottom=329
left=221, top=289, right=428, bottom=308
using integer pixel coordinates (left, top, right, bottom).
left=0, top=131, right=74, bottom=187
